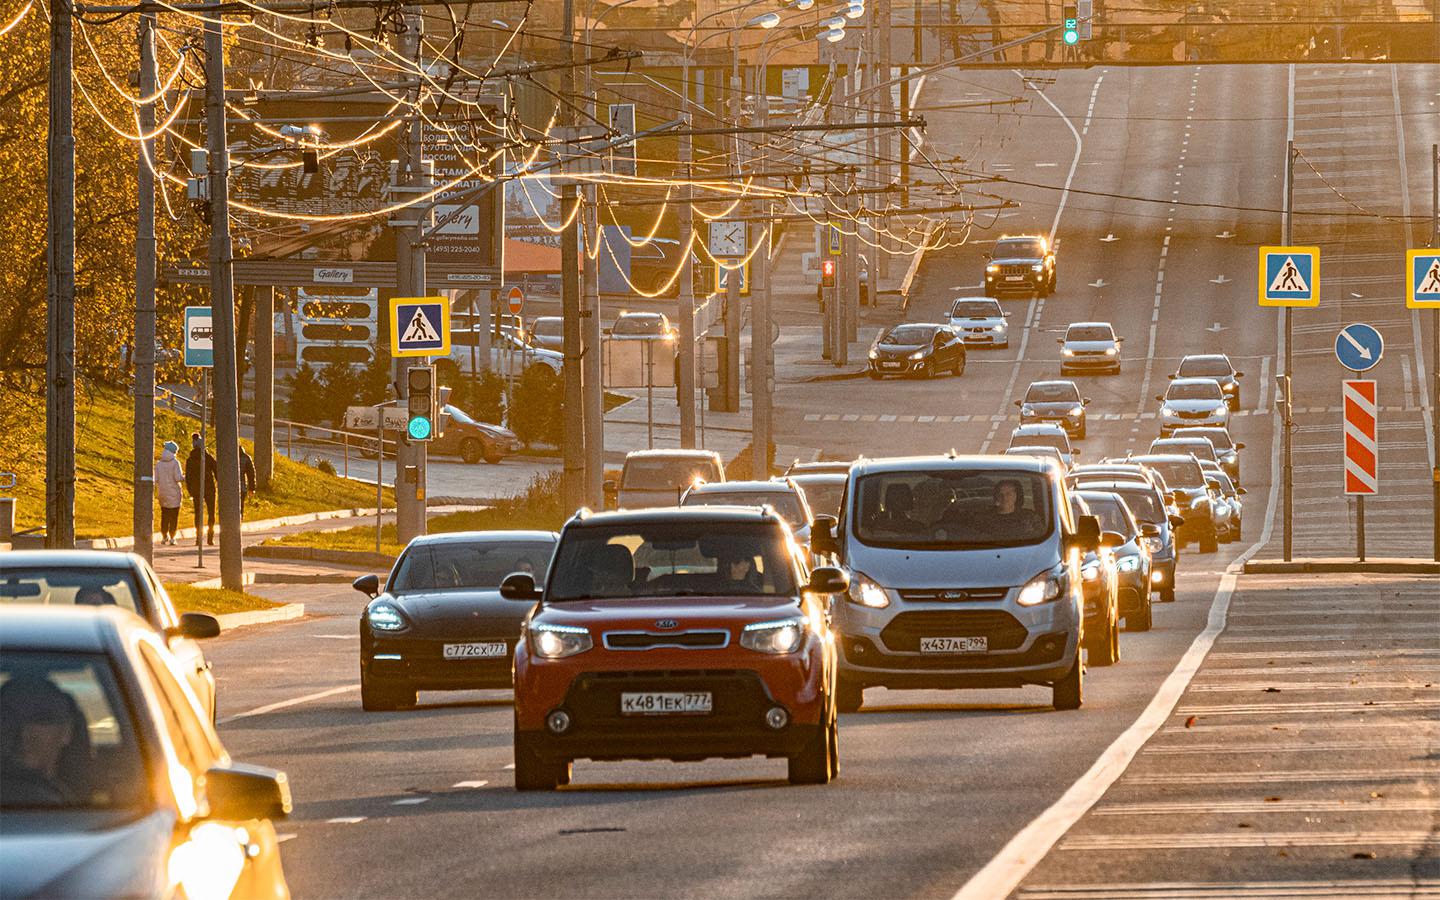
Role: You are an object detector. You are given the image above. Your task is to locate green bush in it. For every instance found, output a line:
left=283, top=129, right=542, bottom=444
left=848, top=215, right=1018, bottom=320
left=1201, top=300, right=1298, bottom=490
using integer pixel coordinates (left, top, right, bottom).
left=443, top=368, right=506, bottom=425
left=285, top=363, right=324, bottom=424
left=510, top=365, right=562, bottom=447
left=317, top=458, right=337, bottom=476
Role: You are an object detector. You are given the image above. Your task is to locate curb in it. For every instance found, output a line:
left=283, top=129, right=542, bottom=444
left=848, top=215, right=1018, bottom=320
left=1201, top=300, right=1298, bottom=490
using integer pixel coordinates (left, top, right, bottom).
left=75, top=508, right=384, bottom=551
left=1242, top=558, right=1440, bottom=575
left=214, top=603, right=305, bottom=631
left=245, top=544, right=396, bottom=570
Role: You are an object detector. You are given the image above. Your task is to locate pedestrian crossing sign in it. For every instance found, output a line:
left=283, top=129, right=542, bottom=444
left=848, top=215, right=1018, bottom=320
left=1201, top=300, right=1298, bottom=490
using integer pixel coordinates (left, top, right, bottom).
left=1258, top=245, right=1320, bottom=308
left=1406, top=249, right=1440, bottom=308
left=389, top=296, right=450, bottom=358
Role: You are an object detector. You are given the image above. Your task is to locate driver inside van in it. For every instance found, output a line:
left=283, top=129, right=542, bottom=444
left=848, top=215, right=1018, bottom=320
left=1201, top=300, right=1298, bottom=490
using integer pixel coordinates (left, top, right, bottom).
left=987, top=479, right=1043, bottom=539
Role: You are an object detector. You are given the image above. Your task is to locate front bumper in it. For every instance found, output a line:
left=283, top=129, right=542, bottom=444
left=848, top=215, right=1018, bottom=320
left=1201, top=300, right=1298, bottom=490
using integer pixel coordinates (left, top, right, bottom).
left=870, top=357, right=928, bottom=376
left=1022, top=412, right=1084, bottom=434
left=364, top=634, right=517, bottom=691
left=1061, top=354, right=1119, bottom=371
left=834, top=596, right=1081, bottom=689
left=987, top=270, right=1047, bottom=293
left=1160, top=414, right=1227, bottom=433
left=960, top=328, right=1008, bottom=345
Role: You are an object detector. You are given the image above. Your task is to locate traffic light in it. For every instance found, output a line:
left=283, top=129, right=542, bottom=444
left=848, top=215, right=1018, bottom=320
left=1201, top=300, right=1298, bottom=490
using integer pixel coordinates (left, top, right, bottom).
left=821, top=258, right=836, bottom=288
left=406, top=365, right=436, bottom=442
left=1062, top=3, right=1079, bottom=45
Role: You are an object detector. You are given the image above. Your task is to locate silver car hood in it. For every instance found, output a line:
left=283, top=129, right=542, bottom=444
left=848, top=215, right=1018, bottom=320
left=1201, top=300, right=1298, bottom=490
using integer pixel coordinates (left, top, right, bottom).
left=846, top=539, right=1058, bottom=589
left=1163, top=399, right=1224, bottom=413
left=1064, top=340, right=1116, bottom=352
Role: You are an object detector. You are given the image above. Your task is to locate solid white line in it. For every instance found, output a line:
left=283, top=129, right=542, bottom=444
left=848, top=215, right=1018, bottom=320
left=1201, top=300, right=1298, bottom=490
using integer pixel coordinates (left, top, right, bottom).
left=218, top=684, right=359, bottom=724
left=1255, top=354, right=1271, bottom=413
left=951, top=391, right=1284, bottom=900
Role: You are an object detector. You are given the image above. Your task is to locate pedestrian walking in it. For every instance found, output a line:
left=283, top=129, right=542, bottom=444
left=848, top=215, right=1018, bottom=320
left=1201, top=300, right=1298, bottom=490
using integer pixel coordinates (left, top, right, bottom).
left=239, top=447, right=256, bottom=517
left=155, top=440, right=185, bottom=545
left=185, top=432, right=217, bottom=546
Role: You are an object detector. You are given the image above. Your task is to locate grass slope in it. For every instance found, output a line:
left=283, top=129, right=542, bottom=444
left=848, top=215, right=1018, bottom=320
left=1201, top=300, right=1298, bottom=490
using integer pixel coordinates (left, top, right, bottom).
left=165, top=583, right=281, bottom=617
left=12, top=388, right=392, bottom=539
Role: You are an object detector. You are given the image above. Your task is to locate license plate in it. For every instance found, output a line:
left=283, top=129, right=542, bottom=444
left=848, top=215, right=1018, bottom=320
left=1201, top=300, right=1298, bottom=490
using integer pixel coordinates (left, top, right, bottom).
left=880, top=362, right=901, bottom=369
left=920, top=636, right=987, bottom=654
left=1005, top=275, right=1024, bottom=281
left=619, top=692, right=713, bottom=715
left=442, top=641, right=507, bottom=659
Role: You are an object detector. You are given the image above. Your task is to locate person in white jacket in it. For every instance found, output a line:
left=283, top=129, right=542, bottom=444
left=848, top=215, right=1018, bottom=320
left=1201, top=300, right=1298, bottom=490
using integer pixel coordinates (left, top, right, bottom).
left=155, top=440, right=185, bottom=545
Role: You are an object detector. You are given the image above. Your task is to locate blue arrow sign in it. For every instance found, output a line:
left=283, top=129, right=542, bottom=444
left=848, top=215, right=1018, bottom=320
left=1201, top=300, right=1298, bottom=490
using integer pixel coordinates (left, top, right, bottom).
left=1408, top=250, right=1440, bottom=308
left=1334, top=322, right=1383, bottom=373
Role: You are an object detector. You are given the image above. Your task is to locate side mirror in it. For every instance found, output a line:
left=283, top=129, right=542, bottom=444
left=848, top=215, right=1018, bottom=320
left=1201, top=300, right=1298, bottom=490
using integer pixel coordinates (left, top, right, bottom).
left=352, top=574, right=380, bottom=598
left=1206, top=478, right=1221, bottom=489
left=1140, top=522, right=1161, bottom=537
left=1235, top=371, right=1245, bottom=377
left=1071, top=449, right=1081, bottom=457
left=1003, top=311, right=1012, bottom=317
left=1155, top=394, right=1165, bottom=401
left=1116, top=337, right=1125, bottom=343
left=1073, top=514, right=1102, bottom=552
left=175, top=612, right=220, bottom=640
left=500, top=572, right=540, bottom=601
left=1169, top=514, right=1186, bottom=529
left=203, top=763, right=292, bottom=821
left=1237, top=486, right=1248, bottom=495
left=806, top=566, right=849, bottom=595
left=1082, top=398, right=1091, bottom=405
left=1013, top=399, right=1023, bottom=408
left=1171, top=489, right=1188, bottom=503
left=1100, top=531, right=1127, bottom=549
left=1234, top=441, right=1246, bottom=450
left=1167, top=374, right=1177, bottom=380
left=1056, top=338, right=1065, bottom=344
left=810, top=515, right=839, bottom=556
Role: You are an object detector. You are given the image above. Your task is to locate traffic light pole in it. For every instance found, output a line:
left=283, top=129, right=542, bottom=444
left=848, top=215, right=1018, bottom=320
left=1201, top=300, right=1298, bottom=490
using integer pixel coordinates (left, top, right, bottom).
left=1282, top=140, right=1295, bottom=562
left=395, top=8, right=427, bottom=545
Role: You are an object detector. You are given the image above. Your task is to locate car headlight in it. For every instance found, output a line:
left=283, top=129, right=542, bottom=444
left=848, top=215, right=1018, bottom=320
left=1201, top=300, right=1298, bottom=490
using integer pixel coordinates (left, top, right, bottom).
left=987, top=264, right=1000, bottom=273
left=1116, top=554, right=1141, bottom=573
left=868, top=348, right=878, bottom=359
left=1144, top=536, right=1164, bottom=552
left=847, top=572, right=890, bottom=609
left=529, top=622, right=593, bottom=659
left=740, top=618, right=806, bottom=654
left=1104, top=347, right=1118, bottom=356
left=1017, top=569, right=1065, bottom=606
left=1069, top=406, right=1084, bottom=417
left=909, top=350, right=926, bottom=360
left=1213, top=405, right=1228, bottom=415
left=1161, top=407, right=1180, bottom=418
left=367, top=602, right=407, bottom=632
left=1080, top=559, right=1101, bottom=582
left=1031, top=263, right=1044, bottom=272
left=1223, top=382, right=1238, bottom=392
left=1062, top=347, right=1076, bottom=357
left=1020, top=405, right=1035, bottom=416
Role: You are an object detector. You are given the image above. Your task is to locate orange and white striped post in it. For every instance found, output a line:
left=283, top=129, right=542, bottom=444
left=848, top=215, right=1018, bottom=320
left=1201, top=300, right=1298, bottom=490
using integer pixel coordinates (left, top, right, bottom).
left=1343, top=379, right=1378, bottom=561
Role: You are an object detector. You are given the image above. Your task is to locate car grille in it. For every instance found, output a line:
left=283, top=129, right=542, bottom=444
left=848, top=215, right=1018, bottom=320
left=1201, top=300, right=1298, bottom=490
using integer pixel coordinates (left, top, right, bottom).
left=896, top=587, right=1010, bottom=603
left=879, top=610, right=1028, bottom=652
left=602, top=630, right=729, bottom=650
left=562, top=670, right=773, bottom=728
left=844, top=633, right=1065, bottom=669
left=999, top=264, right=1032, bottom=276
left=1178, top=409, right=1211, bottom=418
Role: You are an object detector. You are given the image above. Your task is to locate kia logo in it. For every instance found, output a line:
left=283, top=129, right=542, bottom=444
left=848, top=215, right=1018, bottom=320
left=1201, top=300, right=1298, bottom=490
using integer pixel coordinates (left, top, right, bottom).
left=654, top=619, right=679, bottom=629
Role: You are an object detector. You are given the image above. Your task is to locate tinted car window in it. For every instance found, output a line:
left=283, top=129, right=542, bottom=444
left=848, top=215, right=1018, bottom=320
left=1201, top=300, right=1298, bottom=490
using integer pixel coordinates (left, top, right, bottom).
left=547, top=522, right=796, bottom=601
left=0, top=568, right=142, bottom=617
left=789, top=476, right=845, bottom=519
left=1152, top=439, right=1217, bottom=461
left=1010, top=431, right=1069, bottom=452
left=1067, top=325, right=1114, bottom=341
left=952, top=300, right=1000, bottom=317
left=1177, top=428, right=1233, bottom=450
left=1079, top=494, right=1138, bottom=538
left=880, top=325, right=937, bottom=345
left=1136, top=458, right=1205, bottom=489
left=393, top=540, right=557, bottom=591
left=533, top=318, right=562, bottom=337
left=622, top=457, right=721, bottom=491
left=0, top=651, right=147, bottom=810
left=613, top=315, right=665, bottom=335
left=1167, top=381, right=1224, bottom=401
left=1178, top=356, right=1232, bottom=377
left=853, top=470, right=1054, bottom=549
left=1103, top=485, right=1166, bottom=524
left=683, top=491, right=807, bottom=529
left=996, top=238, right=1044, bottom=257
left=1025, top=382, right=1080, bottom=403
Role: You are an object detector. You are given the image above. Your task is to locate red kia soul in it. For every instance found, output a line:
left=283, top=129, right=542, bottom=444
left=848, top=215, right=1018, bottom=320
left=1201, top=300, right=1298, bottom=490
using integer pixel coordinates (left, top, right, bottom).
left=501, top=506, right=849, bottom=790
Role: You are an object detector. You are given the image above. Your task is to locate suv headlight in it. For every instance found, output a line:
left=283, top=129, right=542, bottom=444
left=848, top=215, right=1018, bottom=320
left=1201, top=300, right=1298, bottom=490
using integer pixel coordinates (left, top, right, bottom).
left=909, top=349, right=926, bottom=360
left=1080, top=559, right=1101, bottom=582
left=1116, top=554, right=1141, bottom=573
left=847, top=572, right=890, bottom=609
left=1017, top=569, right=1064, bottom=606
left=1144, top=535, right=1164, bottom=552
left=367, top=602, right=407, bottom=632
left=1104, top=347, right=1118, bottom=356
left=1031, top=263, right=1044, bottom=272
left=868, top=348, right=878, bottom=359
left=740, top=618, right=806, bottom=654
left=987, top=264, right=1000, bottom=273
left=1062, top=347, right=1076, bottom=357
left=1213, top=404, right=1228, bottom=415
left=1161, top=407, right=1179, bottom=418
left=1069, top=405, right=1084, bottom=417
left=529, top=622, right=593, bottom=659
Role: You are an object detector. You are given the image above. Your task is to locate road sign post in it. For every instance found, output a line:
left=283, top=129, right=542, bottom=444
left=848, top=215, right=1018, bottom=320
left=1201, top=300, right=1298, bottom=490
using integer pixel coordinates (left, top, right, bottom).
left=183, top=306, right=213, bottom=568
left=1343, top=379, right=1378, bottom=562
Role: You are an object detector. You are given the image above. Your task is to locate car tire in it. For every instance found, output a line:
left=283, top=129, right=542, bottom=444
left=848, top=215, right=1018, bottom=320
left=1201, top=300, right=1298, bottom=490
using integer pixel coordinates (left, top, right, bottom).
left=1160, top=586, right=1176, bottom=603
left=1200, top=531, right=1219, bottom=554
left=1127, top=594, right=1153, bottom=632
left=360, top=670, right=416, bottom=712
left=1087, top=609, right=1120, bottom=666
left=1052, top=654, right=1083, bottom=710
left=984, top=284, right=996, bottom=298
left=1233, top=521, right=1242, bottom=541
left=836, top=680, right=864, bottom=713
left=953, top=357, right=966, bottom=377
left=1076, top=422, right=1087, bottom=440
left=513, top=733, right=569, bottom=791
left=460, top=438, right=483, bottom=465
left=921, top=360, right=935, bottom=379
left=788, top=719, right=834, bottom=785
left=868, top=369, right=883, bottom=380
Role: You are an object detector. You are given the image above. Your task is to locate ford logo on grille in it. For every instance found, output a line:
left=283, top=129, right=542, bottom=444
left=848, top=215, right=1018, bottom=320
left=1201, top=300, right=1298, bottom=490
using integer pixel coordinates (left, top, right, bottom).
left=654, top=619, right=679, bottom=629
left=941, top=590, right=969, bottom=601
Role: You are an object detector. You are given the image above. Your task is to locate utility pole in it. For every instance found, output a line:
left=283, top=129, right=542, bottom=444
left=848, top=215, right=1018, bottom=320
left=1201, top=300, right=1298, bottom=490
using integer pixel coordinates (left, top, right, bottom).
left=1282, top=139, right=1295, bottom=562
left=132, top=11, right=157, bottom=562
left=752, top=66, right=773, bottom=479
left=581, top=76, right=603, bottom=508
left=204, top=1, right=243, bottom=590
left=1431, top=143, right=1438, bottom=562
left=560, top=0, right=586, bottom=508
left=876, top=0, right=893, bottom=283
left=254, top=285, right=275, bottom=490
left=677, top=61, right=698, bottom=448
left=46, top=0, right=76, bottom=549
left=721, top=64, right=742, bottom=414
left=394, top=8, right=428, bottom=543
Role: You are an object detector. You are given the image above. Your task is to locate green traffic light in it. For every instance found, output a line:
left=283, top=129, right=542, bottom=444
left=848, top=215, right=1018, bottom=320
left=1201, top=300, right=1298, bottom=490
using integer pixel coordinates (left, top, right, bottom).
left=1064, top=28, right=1079, bottom=44
left=408, top=416, right=432, bottom=441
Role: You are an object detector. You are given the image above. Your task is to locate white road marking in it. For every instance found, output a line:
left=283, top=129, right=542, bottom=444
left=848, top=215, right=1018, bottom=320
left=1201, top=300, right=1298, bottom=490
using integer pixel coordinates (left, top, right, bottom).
left=1255, top=354, right=1271, bottom=413
left=276, top=833, right=297, bottom=843
left=1142, top=739, right=1433, bottom=755
left=392, top=797, right=429, bottom=806
left=219, top=684, right=359, bottom=724
left=452, top=780, right=489, bottom=789
left=312, top=634, right=359, bottom=640
left=1094, top=799, right=1440, bottom=815
left=1021, top=879, right=1440, bottom=899
left=326, top=816, right=367, bottom=824
left=1059, top=831, right=1440, bottom=851
left=951, top=397, right=1283, bottom=900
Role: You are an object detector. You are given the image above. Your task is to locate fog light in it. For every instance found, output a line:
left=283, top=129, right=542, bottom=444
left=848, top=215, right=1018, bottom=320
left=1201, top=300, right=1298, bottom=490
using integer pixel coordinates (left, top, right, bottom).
left=765, top=707, right=789, bottom=730
left=852, top=641, right=866, bottom=656
left=1039, top=638, right=1060, bottom=656
left=1151, top=570, right=1164, bottom=584
left=546, top=710, right=571, bottom=734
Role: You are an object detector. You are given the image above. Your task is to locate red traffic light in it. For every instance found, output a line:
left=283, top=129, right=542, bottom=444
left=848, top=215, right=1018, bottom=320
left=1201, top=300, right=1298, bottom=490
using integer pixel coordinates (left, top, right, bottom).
left=821, top=258, right=836, bottom=288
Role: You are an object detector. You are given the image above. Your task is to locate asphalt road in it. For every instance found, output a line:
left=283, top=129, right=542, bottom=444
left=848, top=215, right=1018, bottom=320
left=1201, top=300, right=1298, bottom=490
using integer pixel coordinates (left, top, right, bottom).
left=201, top=62, right=1438, bottom=899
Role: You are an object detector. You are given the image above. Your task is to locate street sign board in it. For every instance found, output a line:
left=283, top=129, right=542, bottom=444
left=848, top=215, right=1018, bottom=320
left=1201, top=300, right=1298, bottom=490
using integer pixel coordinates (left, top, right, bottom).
left=507, top=286, right=525, bottom=316
left=344, top=406, right=408, bottom=432
left=1334, top=323, right=1384, bottom=372
left=828, top=223, right=842, bottom=256
left=607, top=103, right=636, bottom=177
left=1407, top=249, right=1440, bottom=308
left=1342, top=379, right=1378, bottom=495
left=183, top=307, right=213, bottom=368
left=389, top=297, right=450, bottom=358
left=1258, top=245, right=1319, bottom=307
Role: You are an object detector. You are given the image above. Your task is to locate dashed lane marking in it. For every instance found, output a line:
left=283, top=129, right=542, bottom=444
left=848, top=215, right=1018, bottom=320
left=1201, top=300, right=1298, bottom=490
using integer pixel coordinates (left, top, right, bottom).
left=219, top=684, right=359, bottom=724
left=326, top=817, right=367, bottom=824
left=1142, top=740, right=1435, bottom=755
left=1058, top=831, right=1440, bottom=851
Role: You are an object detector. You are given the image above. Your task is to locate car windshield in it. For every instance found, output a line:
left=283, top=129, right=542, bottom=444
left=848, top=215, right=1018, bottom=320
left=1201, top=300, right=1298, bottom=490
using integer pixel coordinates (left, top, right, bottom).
left=880, top=325, right=936, bottom=345
left=1025, top=382, right=1080, bottom=403
left=613, top=315, right=664, bottom=335
left=951, top=300, right=999, bottom=318
left=0, top=651, right=148, bottom=811
left=533, top=318, right=562, bottom=336
left=852, top=470, right=1055, bottom=549
left=1176, top=428, right=1233, bottom=450
left=789, top=476, right=846, bottom=519
left=1179, top=356, right=1232, bottom=377
left=683, top=491, right=808, bottom=530
left=622, top=457, right=721, bottom=491
left=1067, top=325, right=1114, bottom=341
left=391, top=540, right=556, bottom=592
left=995, top=238, right=1044, bottom=257
left=1010, top=431, right=1069, bottom=453
left=1135, top=458, right=1205, bottom=489
left=0, top=568, right=142, bottom=617
left=1094, top=485, right=1167, bottom=524
left=1152, top=439, right=1217, bottom=462
left=1168, top=381, right=1223, bottom=401
left=1079, top=494, right=1138, bottom=539
left=547, top=522, right=796, bottom=601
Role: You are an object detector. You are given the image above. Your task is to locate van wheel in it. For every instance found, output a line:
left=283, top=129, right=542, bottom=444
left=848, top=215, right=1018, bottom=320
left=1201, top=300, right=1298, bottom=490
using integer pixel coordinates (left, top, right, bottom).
left=868, top=369, right=883, bottom=380
left=788, top=720, right=834, bottom=785
left=1088, top=611, right=1120, bottom=666
left=836, top=680, right=864, bottom=713
left=1160, top=587, right=1176, bottom=603
left=1052, top=655, right=1083, bottom=710
left=1127, top=594, right=1153, bottom=632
